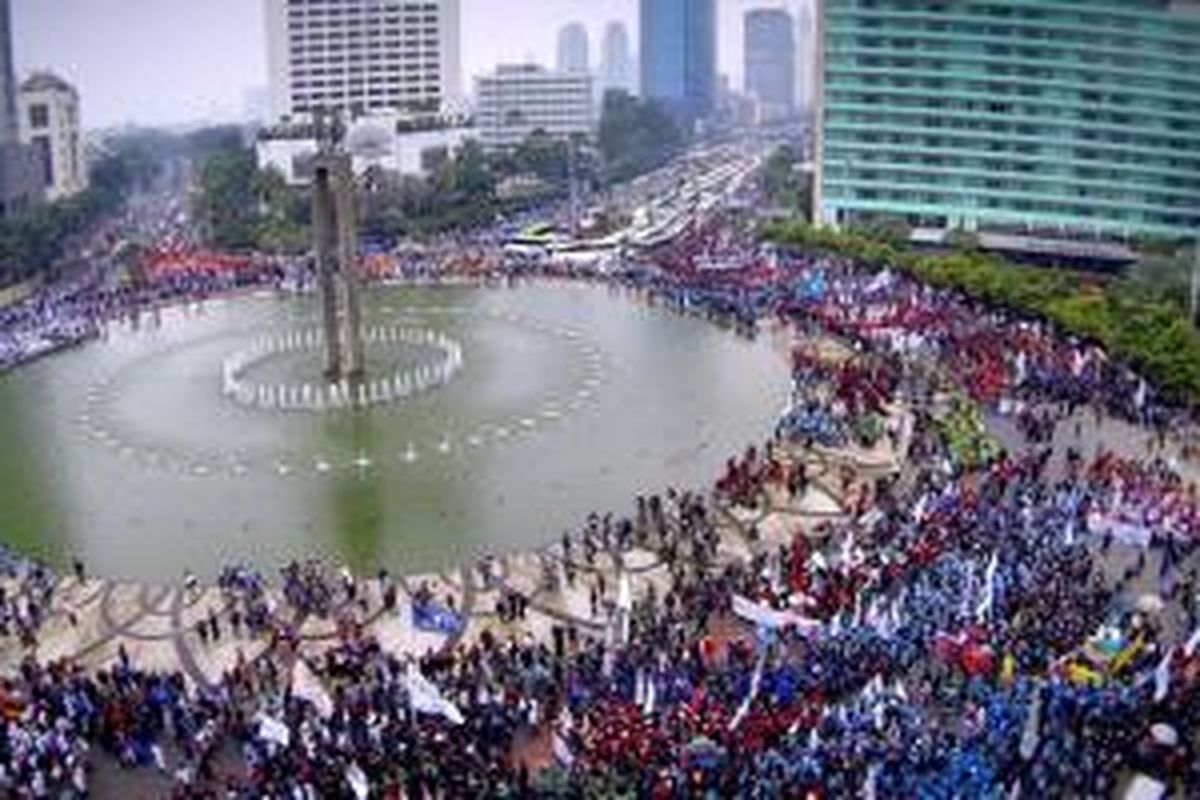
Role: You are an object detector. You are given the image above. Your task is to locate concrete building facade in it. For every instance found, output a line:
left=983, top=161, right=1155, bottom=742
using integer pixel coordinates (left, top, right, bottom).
left=264, top=0, right=462, bottom=122
left=474, top=64, right=594, bottom=151
left=18, top=72, right=87, bottom=201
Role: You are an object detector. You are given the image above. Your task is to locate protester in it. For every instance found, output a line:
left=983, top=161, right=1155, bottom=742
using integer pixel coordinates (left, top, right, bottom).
left=0, top=216, right=1199, bottom=797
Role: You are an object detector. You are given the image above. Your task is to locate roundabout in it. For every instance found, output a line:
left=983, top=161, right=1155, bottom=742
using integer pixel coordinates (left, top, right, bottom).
left=0, top=281, right=791, bottom=581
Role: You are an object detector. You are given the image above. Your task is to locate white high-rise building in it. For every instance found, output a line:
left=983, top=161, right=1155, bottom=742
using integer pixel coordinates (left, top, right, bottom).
left=599, top=21, right=635, bottom=97
left=18, top=72, right=86, bottom=202
left=475, top=64, right=594, bottom=151
left=556, top=23, right=590, bottom=74
left=264, top=0, right=462, bottom=122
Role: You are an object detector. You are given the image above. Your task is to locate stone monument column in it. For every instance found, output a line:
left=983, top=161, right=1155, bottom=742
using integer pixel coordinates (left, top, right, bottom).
left=335, top=157, right=366, bottom=379
left=312, top=159, right=343, bottom=380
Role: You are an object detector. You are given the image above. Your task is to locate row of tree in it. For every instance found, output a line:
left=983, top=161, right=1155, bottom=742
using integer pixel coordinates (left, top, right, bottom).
left=760, top=145, right=811, bottom=220
left=765, top=221, right=1200, bottom=403
left=597, top=91, right=683, bottom=185
left=193, top=90, right=687, bottom=250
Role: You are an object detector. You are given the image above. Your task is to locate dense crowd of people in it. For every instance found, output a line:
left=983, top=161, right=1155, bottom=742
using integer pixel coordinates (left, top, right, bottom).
left=0, top=216, right=1198, bottom=797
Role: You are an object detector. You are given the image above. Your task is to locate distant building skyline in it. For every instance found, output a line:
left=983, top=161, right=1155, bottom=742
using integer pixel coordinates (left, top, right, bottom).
left=640, top=0, right=717, bottom=124
left=744, top=8, right=795, bottom=121
left=556, top=23, right=590, bottom=74
left=599, top=21, right=636, bottom=97
left=11, top=0, right=817, bottom=129
left=264, top=0, right=462, bottom=122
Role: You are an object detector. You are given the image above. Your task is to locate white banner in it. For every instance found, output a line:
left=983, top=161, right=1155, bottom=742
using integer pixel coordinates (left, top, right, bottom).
left=732, top=594, right=822, bottom=633
left=292, top=660, right=335, bottom=719
left=404, top=665, right=465, bottom=725
left=255, top=713, right=291, bottom=748
left=346, top=763, right=369, bottom=800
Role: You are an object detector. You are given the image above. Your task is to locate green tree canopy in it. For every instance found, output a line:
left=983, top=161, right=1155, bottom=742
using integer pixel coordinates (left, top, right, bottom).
left=598, top=91, right=683, bottom=184
left=765, top=221, right=1200, bottom=403
left=193, top=146, right=261, bottom=251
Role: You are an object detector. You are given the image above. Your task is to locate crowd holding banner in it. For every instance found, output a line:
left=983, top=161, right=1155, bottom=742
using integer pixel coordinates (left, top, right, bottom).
left=0, top=217, right=1198, bottom=796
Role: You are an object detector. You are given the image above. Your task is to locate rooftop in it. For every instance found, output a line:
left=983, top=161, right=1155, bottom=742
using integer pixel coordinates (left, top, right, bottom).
left=20, top=71, right=77, bottom=96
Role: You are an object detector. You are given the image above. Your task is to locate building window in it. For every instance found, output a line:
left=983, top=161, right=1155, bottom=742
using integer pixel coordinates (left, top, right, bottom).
left=32, top=135, right=53, bottom=188
left=28, top=104, right=49, bottom=129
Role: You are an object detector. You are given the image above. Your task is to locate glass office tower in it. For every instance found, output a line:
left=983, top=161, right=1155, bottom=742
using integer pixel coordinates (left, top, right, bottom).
left=640, top=0, right=717, bottom=124
left=818, top=0, right=1200, bottom=240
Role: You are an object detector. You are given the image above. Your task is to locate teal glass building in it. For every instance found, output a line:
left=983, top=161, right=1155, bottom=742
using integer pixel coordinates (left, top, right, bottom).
left=817, top=0, right=1200, bottom=240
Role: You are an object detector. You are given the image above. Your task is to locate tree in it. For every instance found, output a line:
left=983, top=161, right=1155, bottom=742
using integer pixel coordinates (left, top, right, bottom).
left=846, top=214, right=911, bottom=249
left=512, top=129, right=571, bottom=186
left=182, top=126, right=245, bottom=160
left=450, top=139, right=496, bottom=199
left=1126, top=241, right=1194, bottom=314
left=761, top=145, right=812, bottom=220
left=764, top=220, right=1200, bottom=402
left=598, top=90, right=683, bottom=184
left=0, top=137, right=154, bottom=286
left=255, top=168, right=309, bottom=254
left=193, top=146, right=261, bottom=250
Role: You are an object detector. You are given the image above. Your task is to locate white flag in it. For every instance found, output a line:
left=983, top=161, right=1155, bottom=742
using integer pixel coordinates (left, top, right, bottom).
left=292, top=660, right=335, bottom=719
left=255, top=713, right=291, bottom=748
left=617, top=571, right=632, bottom=611
left=976, top=552, right=999, bottom=622
left=1019, top=688, right=1042, bottom=761
left=404, top=665, right=464, bottom=725
left=1153, top=648, right=1173, bottom=703
left=863, top=763, right=881, bottom=800
left=1184, top=623, right=1200, bottom=657
left=552, top=730, right=575, bottom=767
left=728, top=650, right=766, bottom=731
left=346, top=763, right=369, bottom=800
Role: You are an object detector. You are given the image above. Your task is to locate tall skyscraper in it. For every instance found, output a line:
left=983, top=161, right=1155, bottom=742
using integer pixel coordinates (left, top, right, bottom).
left=744, top=8, right=796, bottom=122
left=794, top=0, right=813, bottom=113
left=557, top=23, right=590, bottom=75
left=0, top=0, right=15, bottom=144
left=264, top=0, right=463, bottom=121
left=600, top=21, right=635, bottom=96
left=0, top=0, right=41, bottom=216
left=816, top=0, right=1200, bottom=239
left=639, top=0, right=717, bottom=124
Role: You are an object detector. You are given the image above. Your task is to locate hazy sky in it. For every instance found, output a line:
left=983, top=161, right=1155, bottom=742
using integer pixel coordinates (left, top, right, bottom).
left=12, top=0, right=810, bottom=129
